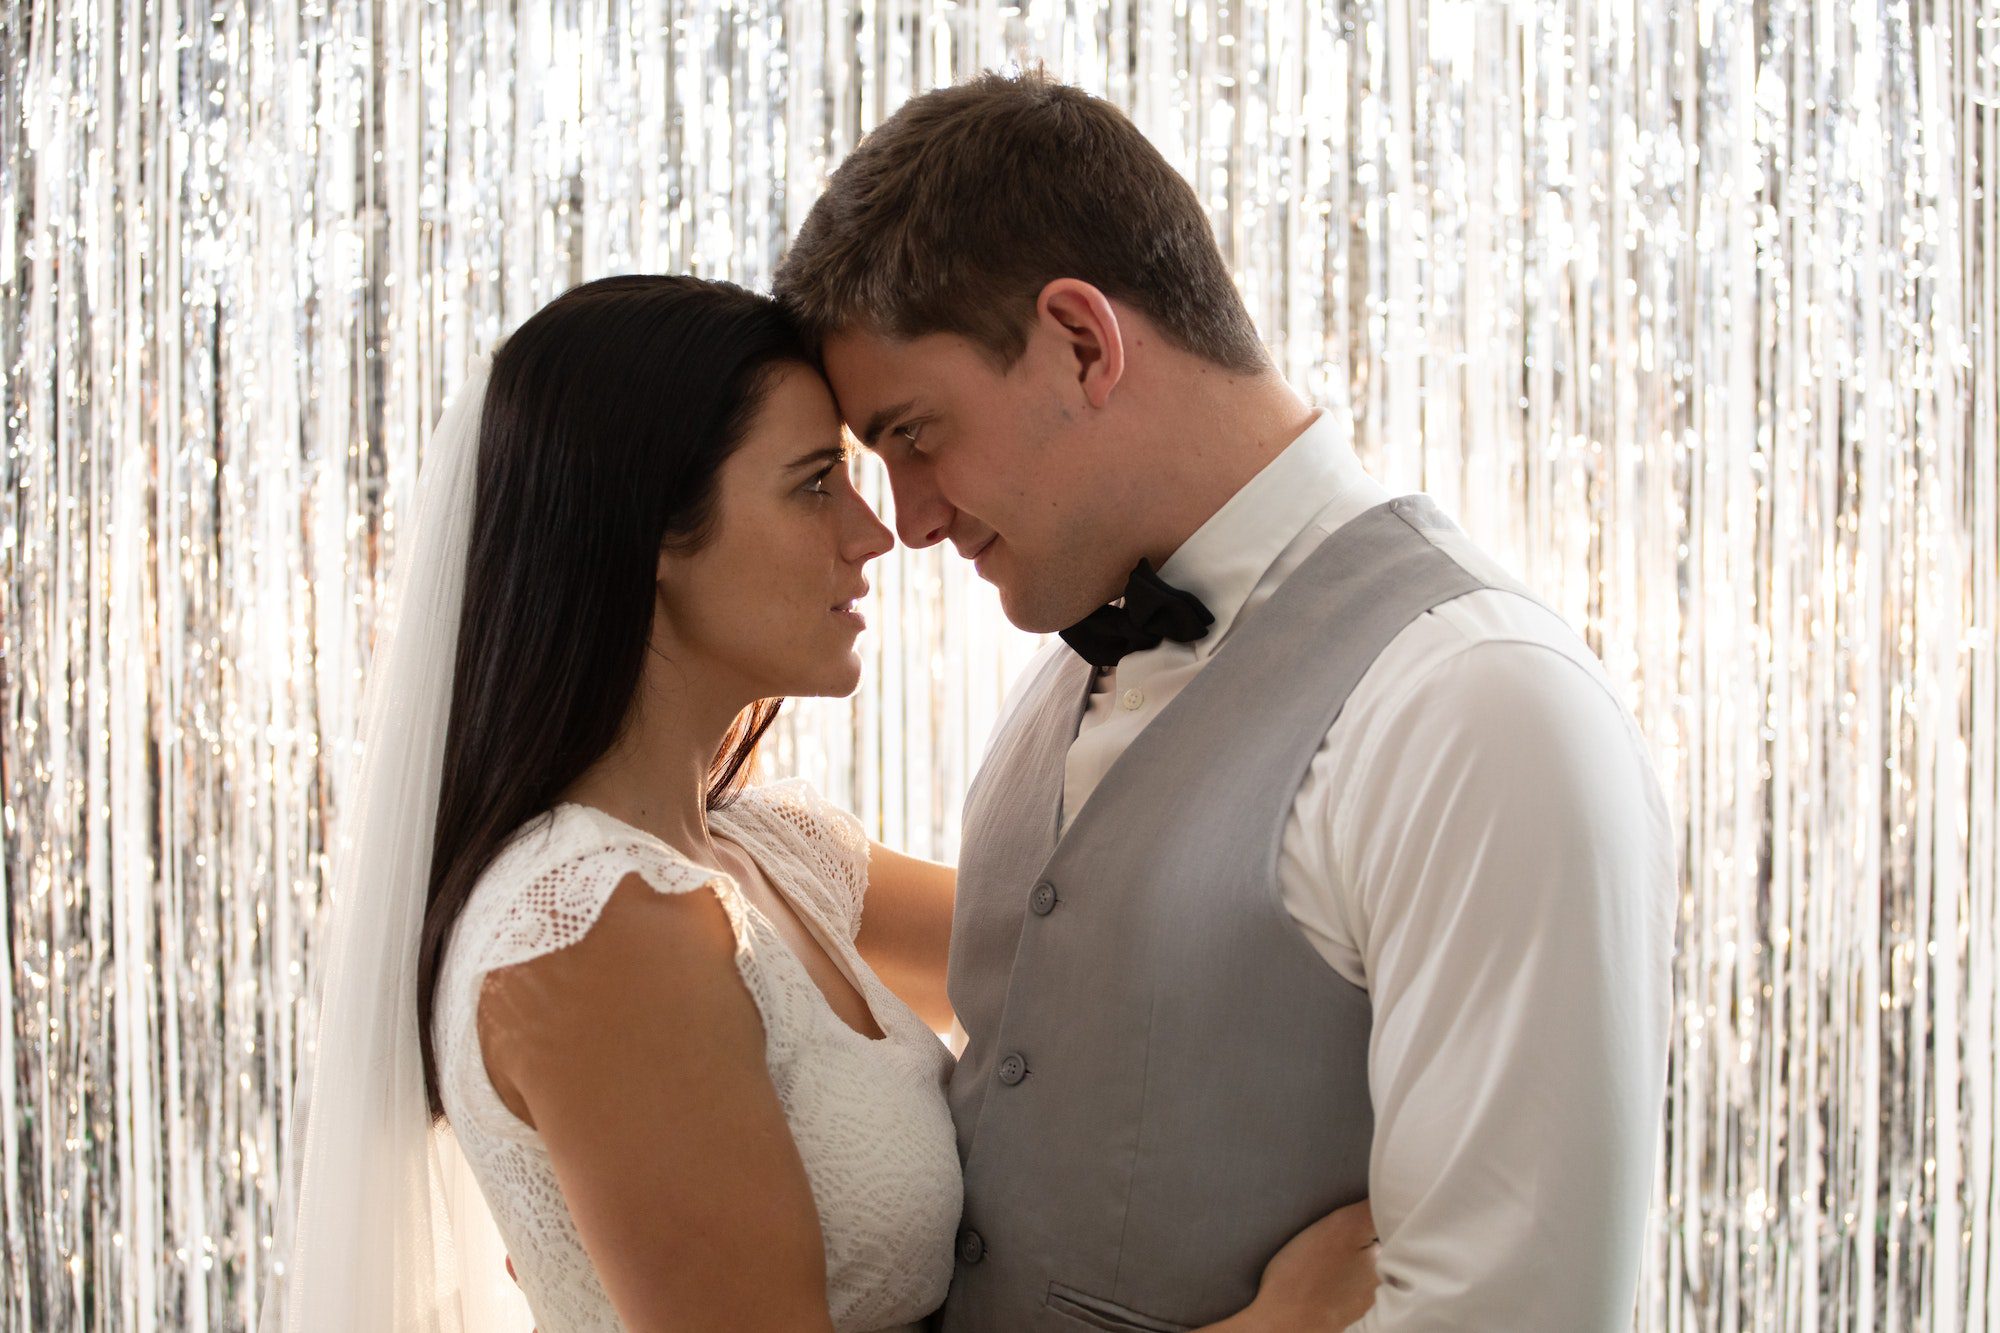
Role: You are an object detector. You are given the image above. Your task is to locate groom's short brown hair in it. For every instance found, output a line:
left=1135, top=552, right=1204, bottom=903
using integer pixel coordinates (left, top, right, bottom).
left=773, top=70, right=1268, bottom=374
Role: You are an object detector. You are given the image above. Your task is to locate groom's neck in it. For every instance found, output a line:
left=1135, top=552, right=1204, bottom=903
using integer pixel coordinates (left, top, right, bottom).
left=1115, top=355, right=1320, bottom=569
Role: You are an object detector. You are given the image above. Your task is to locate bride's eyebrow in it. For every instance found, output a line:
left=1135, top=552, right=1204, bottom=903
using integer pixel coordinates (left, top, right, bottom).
left=785, top=443, right=850, bottom=471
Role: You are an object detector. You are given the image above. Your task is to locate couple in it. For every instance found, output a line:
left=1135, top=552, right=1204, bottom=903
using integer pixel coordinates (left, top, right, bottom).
left=268, top=72, right=1675, bottom=1333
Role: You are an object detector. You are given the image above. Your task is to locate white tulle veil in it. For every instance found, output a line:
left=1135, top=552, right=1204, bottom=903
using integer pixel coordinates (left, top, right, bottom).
left=263, top=354, right=532, bottom=1332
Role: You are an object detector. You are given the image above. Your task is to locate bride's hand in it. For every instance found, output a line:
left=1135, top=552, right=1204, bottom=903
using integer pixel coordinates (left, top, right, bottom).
left=1241, top=1198, right=1380, bottom=1332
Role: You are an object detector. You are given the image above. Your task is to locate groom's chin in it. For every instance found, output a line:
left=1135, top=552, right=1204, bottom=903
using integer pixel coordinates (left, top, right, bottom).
left=992, top=583, right=1086, bottom=638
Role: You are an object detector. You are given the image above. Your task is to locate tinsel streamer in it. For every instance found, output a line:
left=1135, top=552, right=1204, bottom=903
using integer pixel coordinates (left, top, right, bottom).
left=1, top=1, right=1994, bottom=1328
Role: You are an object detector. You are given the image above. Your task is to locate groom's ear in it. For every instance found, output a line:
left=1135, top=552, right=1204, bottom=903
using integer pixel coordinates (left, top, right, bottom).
left=1035, top=279, right=1124, bottom=409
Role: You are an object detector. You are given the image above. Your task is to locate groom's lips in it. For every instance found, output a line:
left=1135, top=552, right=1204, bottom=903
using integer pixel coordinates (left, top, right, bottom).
left=966, top=535, right=997, bottom=567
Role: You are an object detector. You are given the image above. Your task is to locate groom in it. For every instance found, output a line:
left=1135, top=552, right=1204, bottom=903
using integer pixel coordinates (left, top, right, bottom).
left=776, top=72, right=1675, bottom=1332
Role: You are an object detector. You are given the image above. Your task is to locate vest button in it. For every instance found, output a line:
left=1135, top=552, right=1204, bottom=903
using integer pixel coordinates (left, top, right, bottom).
left=957, top=1228, right=985, bottom=1264
left=997, top=1052, right=1027, bottom=1085
left=1030, top=881, right=1058, bottom=915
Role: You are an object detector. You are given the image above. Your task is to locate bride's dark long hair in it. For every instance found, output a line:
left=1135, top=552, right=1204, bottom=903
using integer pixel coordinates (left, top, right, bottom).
left=417, top=274, right=809, bottom=1116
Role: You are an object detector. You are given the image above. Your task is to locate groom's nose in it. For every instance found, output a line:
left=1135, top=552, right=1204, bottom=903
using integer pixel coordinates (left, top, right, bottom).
left=884, top=460, right=954, bottom=549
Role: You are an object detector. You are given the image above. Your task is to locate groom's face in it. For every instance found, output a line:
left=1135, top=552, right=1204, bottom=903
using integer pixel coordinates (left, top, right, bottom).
left=820, top=326, right=1122, bottom=634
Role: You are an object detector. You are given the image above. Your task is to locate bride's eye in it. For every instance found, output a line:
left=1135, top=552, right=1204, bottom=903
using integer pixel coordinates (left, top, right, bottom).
left=804, top=463, right=838, bottom=497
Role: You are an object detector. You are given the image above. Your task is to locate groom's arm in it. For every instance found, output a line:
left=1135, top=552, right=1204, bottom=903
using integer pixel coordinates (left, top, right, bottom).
left=1326, top=639, right=1675, bottom=1331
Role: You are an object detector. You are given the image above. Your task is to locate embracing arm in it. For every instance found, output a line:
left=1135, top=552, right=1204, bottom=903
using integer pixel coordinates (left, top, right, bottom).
left=1199, top=1200, right=1381, bottom=1331
left=478, top=875, right=837, bottom=1333
left=1334, top=641, right=1676, bottom=1330
left=854, top=840, right=955, bottom=1030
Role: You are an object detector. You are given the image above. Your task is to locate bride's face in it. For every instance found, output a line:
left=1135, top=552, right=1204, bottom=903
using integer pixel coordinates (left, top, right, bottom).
left=653, top=363, right=893, bottom=702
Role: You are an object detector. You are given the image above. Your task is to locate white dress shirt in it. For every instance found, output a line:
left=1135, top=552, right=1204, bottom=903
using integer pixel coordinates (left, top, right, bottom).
left=1048, top=411, right=1676, bottom=1330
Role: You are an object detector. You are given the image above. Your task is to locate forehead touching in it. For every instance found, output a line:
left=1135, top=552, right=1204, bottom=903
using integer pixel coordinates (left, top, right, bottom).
left=738, top=362, right=844, bottom=457
left=818, top=330, right=906, bottom=444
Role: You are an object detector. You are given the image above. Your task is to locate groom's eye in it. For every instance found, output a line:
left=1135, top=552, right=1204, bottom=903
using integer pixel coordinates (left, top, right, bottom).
left=892, top=420, right=928, bottom=452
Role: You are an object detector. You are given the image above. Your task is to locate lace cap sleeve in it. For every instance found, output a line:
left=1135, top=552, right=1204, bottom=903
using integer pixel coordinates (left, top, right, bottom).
left=470, top=825, right=738, bottom=981
left=731, top=778, right=872, bottom=940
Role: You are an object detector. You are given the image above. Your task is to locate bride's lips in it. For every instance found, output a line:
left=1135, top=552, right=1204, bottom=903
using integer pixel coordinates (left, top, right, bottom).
left=832, top=584, right=869, bottom=630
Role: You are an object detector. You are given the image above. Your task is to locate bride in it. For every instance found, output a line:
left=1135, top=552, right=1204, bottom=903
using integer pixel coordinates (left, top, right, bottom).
left=265, top=274, right=1380, bottom=1332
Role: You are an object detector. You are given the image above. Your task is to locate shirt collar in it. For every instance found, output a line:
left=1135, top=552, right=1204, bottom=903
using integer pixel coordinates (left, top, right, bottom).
left=1157, top=410, right=1381, bottom=658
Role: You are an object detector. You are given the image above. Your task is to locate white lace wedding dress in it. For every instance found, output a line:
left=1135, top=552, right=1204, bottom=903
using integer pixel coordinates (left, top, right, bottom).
left=434, top=778, right=962, bottom=1332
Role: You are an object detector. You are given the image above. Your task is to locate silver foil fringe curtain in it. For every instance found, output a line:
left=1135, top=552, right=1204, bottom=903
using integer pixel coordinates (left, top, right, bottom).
left=3, top=0, right=1997, bottom=1328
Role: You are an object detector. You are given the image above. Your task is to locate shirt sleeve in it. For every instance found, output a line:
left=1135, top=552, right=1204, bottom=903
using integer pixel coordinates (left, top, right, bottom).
left=1327, top=638, right=1677, bottom=1331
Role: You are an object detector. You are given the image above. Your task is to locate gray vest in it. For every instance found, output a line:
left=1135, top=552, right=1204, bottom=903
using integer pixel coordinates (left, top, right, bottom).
left=937, top=495, right=1537, bottom=1332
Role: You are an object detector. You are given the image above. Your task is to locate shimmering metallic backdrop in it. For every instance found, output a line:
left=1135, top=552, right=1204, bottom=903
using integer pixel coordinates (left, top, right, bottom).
left=2, top=0, right=1994, bottom=1328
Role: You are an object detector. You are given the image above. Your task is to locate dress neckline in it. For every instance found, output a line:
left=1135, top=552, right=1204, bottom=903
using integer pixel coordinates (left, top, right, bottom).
left=551, top=796, right=896, bottom=1046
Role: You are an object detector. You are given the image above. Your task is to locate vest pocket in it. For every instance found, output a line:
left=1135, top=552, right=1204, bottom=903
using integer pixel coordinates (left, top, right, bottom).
left=1045, top=1282, right=1194, bottom=1333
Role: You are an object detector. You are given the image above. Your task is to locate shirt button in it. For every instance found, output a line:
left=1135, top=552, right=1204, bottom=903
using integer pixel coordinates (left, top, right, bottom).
left=1120, top=687, right=1146, bottom=710
left=1030, top=881, right=1058, bottom=916
left=998, top=1052, right=1027, bottom=1085
left=957, top=1229, right=986, bottom=1264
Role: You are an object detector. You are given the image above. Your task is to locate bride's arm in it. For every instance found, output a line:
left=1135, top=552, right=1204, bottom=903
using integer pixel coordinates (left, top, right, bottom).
left=854, top=841, right=955, bottom=1030
left=1198, top=1199, right=1381, bottom=1331
left=478, top=874, right=839, bottom=1333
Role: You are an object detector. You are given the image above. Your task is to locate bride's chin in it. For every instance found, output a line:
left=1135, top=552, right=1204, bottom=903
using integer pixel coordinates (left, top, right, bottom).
left=796, top=654, right=865, bottom=699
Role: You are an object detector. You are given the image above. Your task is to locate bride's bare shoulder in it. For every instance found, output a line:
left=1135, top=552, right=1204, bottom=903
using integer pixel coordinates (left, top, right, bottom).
left=476, top=872, right=760, bottom=1126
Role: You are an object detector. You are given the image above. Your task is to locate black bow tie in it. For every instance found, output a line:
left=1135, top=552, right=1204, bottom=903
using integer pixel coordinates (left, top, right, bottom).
left=1058, top=560, right=1215, bottom=669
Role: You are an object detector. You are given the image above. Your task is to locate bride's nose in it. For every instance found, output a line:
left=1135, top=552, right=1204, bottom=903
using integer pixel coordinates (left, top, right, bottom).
left=841, top=491, right=895, bottom=564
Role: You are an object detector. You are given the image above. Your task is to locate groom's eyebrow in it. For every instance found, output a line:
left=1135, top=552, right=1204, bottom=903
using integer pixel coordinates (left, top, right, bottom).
left=856, top=399, right=916, bottom=448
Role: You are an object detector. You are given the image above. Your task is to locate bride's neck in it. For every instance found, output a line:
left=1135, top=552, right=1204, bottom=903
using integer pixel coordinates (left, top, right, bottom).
left=557, top=675, right=743, bottom=863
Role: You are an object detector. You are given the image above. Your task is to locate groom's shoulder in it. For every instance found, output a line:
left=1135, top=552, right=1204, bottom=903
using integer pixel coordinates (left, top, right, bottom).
left=996, top=639, right=1078, bottom=720
left=1420, top=587, right=1615, bottom=689
left=1376, top=495, right=1542, bottom=606
left=1345, top=584, right=1649, bottom=773
left=1341, top=505, right=1609, bottom=692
